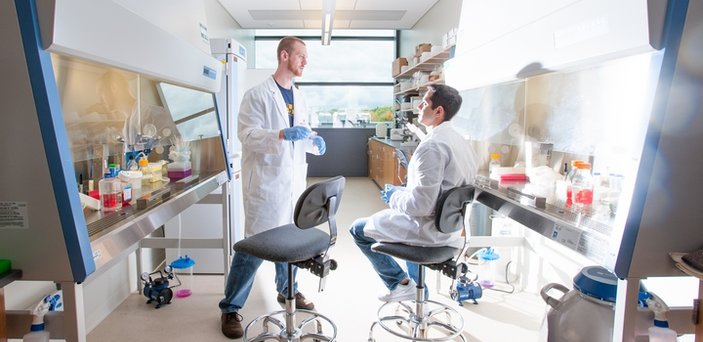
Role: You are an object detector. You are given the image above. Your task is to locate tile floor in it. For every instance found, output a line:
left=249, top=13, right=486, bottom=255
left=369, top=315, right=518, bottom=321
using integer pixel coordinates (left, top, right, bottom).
left=86, top=177, right=547, bottom=341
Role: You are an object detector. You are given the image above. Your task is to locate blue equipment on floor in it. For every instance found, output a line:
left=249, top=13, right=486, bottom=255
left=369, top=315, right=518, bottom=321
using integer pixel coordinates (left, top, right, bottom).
left=140, top=265, right=181, bottom=309
left=450, top=275, right=483, bottom=305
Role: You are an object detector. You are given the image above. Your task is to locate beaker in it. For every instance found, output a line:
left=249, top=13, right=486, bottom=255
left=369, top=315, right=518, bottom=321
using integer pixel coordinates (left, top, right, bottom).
left=170, top=255, right=195, bottom=298
left=477, top=248, right=500, bottom=288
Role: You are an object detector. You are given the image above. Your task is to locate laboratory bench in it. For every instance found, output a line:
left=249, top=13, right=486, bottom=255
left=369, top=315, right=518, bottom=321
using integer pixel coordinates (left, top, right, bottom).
left=367, top=137, right=416, bottom=188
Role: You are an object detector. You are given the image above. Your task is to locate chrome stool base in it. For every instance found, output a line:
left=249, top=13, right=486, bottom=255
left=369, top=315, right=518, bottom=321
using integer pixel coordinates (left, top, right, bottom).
left=243, top=309, right=337, bottom=342
left=368, top=299, right=466, bottom=342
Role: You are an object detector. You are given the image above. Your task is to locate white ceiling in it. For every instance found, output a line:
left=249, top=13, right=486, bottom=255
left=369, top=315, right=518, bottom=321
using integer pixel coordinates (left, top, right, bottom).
left=217, top=0, right=439, bottom=30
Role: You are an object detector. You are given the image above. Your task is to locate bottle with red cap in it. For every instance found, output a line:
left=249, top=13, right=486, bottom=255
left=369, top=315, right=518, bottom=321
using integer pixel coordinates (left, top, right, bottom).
left=570, top=161, right=594, bottom=211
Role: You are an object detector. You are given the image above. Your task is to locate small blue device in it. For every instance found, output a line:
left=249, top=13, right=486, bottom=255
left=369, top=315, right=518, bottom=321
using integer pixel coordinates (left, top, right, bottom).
left=451, top=276, right=483, bottom=305
left=140, top=266, right=179, bottom=309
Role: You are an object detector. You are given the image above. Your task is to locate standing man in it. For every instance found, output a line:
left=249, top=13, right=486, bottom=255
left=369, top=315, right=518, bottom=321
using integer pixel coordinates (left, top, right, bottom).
left=219, top=36, right=326, bottom=339
left=349, top=84, right=478, bottom=302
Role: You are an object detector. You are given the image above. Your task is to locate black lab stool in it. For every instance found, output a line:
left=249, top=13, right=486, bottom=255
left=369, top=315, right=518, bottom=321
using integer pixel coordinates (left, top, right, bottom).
left=234, top=176, right=345, bottom=341
left=368, top=185, right=475, bottom=342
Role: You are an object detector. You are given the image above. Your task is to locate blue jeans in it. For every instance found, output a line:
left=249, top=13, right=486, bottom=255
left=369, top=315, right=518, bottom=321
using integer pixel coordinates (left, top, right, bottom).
left=349, top=218, right=428, bottom=298
left=219, top=251, right=298, bottom=313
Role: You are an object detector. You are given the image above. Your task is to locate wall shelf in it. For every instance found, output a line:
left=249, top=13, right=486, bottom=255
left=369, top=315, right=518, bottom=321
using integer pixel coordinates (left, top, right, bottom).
left=394, top=45, right=455, bottom=79
left=393, top=45, right=454, bottom=127
left=394, top=78, right=447, bottom=97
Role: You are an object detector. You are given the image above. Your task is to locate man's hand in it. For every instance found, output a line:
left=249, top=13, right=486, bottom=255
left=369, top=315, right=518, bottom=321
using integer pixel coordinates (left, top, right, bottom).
left=380, top=184, right=402, bottom=204
left=281, top=126, right=312, bottom=141
left=312, top=136, right=326, bottom=155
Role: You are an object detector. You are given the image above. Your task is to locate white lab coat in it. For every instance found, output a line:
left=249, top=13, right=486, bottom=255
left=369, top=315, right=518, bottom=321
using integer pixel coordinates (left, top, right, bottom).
left=364, top=122, right=479, bottom=249
left=238, top=76, right=319, bottom=236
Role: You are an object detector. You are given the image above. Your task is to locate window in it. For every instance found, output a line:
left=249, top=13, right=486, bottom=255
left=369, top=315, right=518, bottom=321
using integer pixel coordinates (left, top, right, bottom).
left=254, top=29, right=396, bottom=126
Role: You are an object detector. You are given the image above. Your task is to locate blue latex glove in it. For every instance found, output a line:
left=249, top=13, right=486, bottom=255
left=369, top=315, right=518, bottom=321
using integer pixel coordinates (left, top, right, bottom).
left=282, top=126, right=312, bottom=141
left=380, top=184, right=401, bottom=204
left=311, top=135, right=326, bottom=155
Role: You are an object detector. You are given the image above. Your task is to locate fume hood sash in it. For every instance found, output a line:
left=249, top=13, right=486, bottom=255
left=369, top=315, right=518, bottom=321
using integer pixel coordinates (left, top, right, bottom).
left=447, top=0, right=668, bottom=91
left=35, top=0, right=221, bottom=93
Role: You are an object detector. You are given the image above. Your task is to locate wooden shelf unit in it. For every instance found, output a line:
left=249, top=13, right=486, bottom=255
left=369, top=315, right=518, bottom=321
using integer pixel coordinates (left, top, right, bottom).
left=368, top=139, right=406, bottom=188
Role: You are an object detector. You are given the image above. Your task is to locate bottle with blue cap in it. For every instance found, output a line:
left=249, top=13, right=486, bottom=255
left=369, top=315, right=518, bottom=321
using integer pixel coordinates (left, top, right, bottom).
left=477, top=247, right=500, bottom=288
left=646, top=292, right=677, bottom=342
left=23, top=292, right=62, bottom=342
left=170, top=255, right=196, bottom=298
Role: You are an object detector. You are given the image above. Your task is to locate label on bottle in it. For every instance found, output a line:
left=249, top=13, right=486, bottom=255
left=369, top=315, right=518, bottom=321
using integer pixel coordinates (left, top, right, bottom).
left=123, top=184, right=132, bottom=202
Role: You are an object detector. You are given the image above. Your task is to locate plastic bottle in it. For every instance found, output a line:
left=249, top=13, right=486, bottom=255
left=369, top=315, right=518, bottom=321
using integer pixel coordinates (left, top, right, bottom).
left=564, top=160, right=587, bottom=207
left=138, top=158, right=149, bottom=171
left=489, top=153, right=501, bottom=178
left=23, top=297, right=51, bottom=342
left=477, top=247, right=500, bottom=288
left=570, top=162, right=594, bottom=211
left=646, top=293, right=677, bottom=342
left=138, top=159, right=151, bottom=185
left=170, top=255, right=196, bottom=298
left=99, top=173, right=123, bottom=212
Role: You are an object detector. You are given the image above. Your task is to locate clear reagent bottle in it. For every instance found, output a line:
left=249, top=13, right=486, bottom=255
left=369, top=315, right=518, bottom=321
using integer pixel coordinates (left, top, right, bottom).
left=570, top=161, right=594, bottom=211
left=99, top=173, right=123, bottom=212
left=489, top=153, right=501, bottom=178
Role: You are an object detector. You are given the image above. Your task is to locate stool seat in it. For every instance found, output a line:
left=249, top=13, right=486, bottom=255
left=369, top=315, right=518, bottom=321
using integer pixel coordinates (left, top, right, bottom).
left=234, top=224, right=330, bottom=263
left=372, top=242, right=459, bottom=265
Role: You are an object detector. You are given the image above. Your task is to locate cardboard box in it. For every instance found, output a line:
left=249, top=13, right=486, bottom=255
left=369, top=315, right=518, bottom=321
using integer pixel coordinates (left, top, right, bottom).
left=392, top=57, right=408, bottom=76
left=414, top=43, right=432, bottom=57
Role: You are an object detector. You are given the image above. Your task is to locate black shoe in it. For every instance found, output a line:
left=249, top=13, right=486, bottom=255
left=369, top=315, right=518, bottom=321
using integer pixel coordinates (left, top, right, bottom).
left=276, top=292, right=315, bottom=310
left=221, top=312, right=243, bottom=339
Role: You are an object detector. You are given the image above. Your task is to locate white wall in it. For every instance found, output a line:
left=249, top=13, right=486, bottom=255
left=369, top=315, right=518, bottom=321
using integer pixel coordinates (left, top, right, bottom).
left=399, top=0, right=462, bottom=57
left=203, top=0, right=256, bottom=68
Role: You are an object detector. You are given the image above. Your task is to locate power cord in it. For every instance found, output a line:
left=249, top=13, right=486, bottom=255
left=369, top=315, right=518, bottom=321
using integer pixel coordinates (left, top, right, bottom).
left=484, top=260, right=515, bottom=294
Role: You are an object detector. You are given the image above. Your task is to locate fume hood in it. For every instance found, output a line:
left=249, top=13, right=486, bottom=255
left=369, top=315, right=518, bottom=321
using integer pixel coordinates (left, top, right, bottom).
left=446, top=0, right=702, bottom=340
left=0, top=0, right=228, bottom=340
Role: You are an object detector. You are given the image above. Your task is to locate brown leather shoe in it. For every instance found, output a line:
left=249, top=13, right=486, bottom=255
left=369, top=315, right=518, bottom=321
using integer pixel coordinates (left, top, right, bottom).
left=221, top=312, right=243, bottom=339
left=276, top=292, right=315, bottom=310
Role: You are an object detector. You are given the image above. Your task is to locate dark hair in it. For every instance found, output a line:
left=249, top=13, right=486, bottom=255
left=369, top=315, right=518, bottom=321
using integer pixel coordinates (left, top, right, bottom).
left=427, top=84, right=462, bottom=121
left=277, top=36, right=305, bottom=63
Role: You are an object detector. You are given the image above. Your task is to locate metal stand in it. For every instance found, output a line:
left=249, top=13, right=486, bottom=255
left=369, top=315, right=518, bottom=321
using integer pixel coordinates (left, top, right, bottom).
left=60, top=281, right=87, bottom=342
left=243, top=264, right=337, bottom=341
left=137, top=182, right=232, bottom=292
left=368, top=267, right=465, bottom=342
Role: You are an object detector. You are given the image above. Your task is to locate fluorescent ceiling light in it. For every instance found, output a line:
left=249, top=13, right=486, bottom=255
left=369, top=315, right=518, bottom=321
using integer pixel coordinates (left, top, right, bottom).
left=321, top=0, right=335, bottom=45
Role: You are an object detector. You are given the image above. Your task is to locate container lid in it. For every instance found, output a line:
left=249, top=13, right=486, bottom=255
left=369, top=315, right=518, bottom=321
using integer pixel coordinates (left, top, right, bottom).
left=118, top=170, right=143, bottom=180
left=573, top=265, right=617, bottom=302
left=574, top=161, right=592, bottom=169
left=478, top=247, right=500, bottom=261
left=170, top=255, right=196, bottom=269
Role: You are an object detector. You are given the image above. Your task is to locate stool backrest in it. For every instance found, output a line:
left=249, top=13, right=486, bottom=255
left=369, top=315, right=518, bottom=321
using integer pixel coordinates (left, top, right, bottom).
left=294, top=176, right=346, bottom=229
left=434, top=185, right=475, bottom=234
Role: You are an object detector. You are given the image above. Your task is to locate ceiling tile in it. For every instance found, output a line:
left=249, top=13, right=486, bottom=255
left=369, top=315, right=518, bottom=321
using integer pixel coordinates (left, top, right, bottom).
left=218, top=0, right=438, bottom=29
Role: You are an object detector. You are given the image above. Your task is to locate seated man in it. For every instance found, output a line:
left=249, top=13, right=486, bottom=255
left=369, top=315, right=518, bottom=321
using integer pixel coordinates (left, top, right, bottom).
left=349, top=84, right=479, bottom=301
